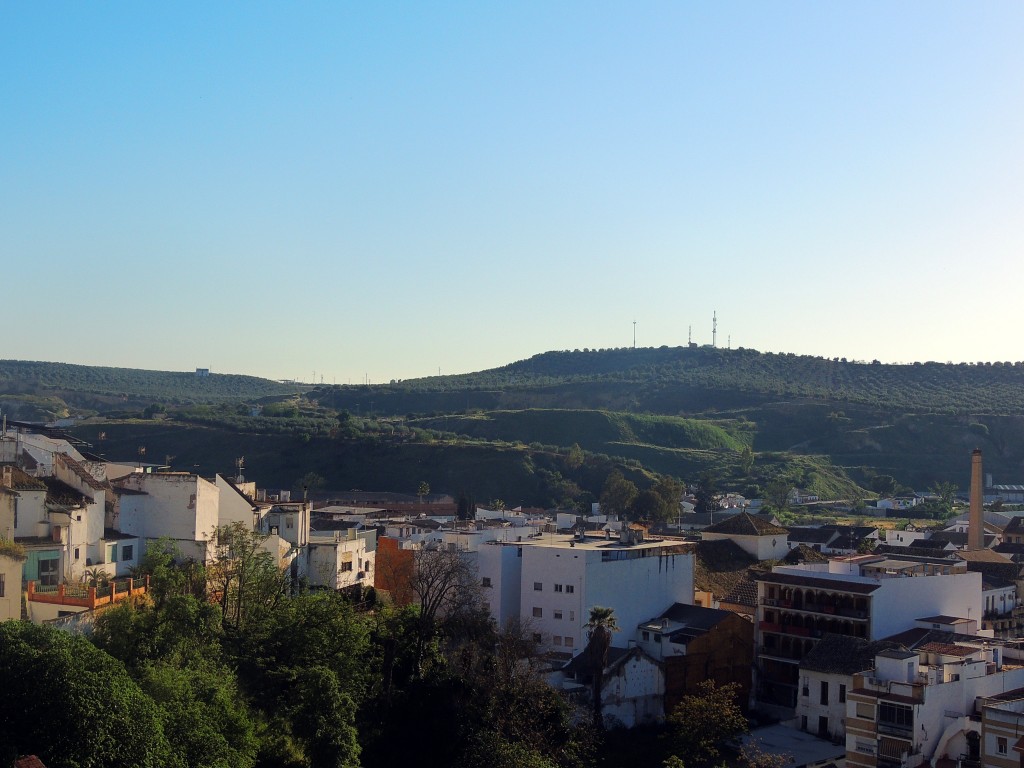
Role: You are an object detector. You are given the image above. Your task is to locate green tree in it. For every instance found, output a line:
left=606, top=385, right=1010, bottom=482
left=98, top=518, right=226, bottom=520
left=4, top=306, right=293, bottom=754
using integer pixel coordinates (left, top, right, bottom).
left=565, top=443, right=585, bottom=471
left=293, top=471, right=325, bottom=496
left=0, top=622, right=176, bottom=768
left=665, top=680, right=748, bottom=768
left=140, top=659, right=258, bottom=768
left=418, top=481, right=431, bottom=504
left=631, top=489, right=669, bottom=523
left=652, top=476, right=683, bottom=517
left=764, top=477, right=794, bottom=512
left=739, top=444, right=755, bottom=474
left=600, top=471, right=638, bottom=518
left=583, top=606, right=619, bottom=730
left=930, top=481, right=958, bottom=515
left=693, top=472, right=721, bottom=515
left=208, top=523, right=288, bottom=632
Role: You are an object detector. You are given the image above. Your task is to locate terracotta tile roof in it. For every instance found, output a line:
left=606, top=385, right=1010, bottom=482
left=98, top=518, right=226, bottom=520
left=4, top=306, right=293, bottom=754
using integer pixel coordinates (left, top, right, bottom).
left=55, top=453, right=106, bottom=491
left=14, top=757, right=48, bottom=768
left=721, top=576, right=759, bottom=608
left=1, top=464, right=46, bottom=491
left=917, top=642, right=975, bottom=657
left=687, top=539, right=758, bottom=598
left=788, top=527, right=836, bottom=545
left=801, top=635, right=903, bottom=675
left=955, top=548, right=1012, bottom=563
left=703, top=511, right=788, bottom=537
left=781, top=544, right=830, bottom=564
left=41, top=476, right=92, bottom=507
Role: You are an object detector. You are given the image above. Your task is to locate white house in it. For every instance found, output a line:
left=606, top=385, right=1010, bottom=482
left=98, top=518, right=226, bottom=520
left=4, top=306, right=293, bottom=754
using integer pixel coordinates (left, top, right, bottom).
left=702, top=511, right=790, bottom=561
left=307, top=527, right=376, bottom=591
left=115, top=472, right=222, bottom=562
left=479, top=528, right=694, bottom=654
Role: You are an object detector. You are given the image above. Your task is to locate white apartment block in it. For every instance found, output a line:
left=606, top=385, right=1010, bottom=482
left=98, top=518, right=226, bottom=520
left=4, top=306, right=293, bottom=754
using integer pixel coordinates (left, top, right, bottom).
left=846, top=641, right=1024, bottom=768
left=757, top=555, right=982, bottom=711
left=478, top=530, right=694, bottom=654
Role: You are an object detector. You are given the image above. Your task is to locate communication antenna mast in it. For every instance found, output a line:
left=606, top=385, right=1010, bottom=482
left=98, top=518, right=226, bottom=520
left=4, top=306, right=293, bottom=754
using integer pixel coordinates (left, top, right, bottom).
left=728, top=335, right=731, bottom=350
left=712, top=311, right=717, bottom=348
left=633, top=320, right=637, bottom=350
left=688, top=326, right=692, bottom=345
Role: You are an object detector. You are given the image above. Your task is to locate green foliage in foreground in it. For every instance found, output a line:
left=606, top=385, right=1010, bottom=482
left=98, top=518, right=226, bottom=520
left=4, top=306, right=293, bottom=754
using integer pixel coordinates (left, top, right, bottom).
left=4, top=536, right=593, bottom=768
left=0, top=622, right=176, bottom=768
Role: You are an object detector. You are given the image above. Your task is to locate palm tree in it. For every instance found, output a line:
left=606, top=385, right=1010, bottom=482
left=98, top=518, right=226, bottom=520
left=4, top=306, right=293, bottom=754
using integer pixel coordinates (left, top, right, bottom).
left=82, top=567, right=108, bottom=588
left=583, top=606, right=619, bottom=729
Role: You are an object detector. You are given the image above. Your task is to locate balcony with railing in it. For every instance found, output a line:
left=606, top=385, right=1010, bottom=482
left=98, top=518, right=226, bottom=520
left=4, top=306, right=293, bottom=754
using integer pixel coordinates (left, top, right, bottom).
left=27, top=576, right=149, bottom=610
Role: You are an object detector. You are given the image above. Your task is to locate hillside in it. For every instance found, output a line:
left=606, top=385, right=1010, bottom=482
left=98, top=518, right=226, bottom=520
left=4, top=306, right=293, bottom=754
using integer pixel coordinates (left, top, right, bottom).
left=68, top=419, right=862, bottom=508
left=324, top=346, right=1024, bottom=416
left=0, top=359, right=303, bottom=418
left=8, top=347, right=1024, bottom=498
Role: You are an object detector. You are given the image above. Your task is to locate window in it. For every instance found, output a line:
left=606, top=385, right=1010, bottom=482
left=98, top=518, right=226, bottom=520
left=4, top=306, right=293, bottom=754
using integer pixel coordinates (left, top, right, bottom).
left=533, top=607, right=542, bottom=618
left=39, top=558, right=59, bottom=587
left=564, top=636, right=574, bottom=648
left=554, top=584, right=563, bottom=592
left=122, top=545, right=133, bottom=561
left=534, top=582, right=543, bottom=591
left=553, top=636, right=562, bottom=646
left=642, top=631, right=650, bottom=641
left=74, top=548, right=80, bottom=560
left=481, top=576, right=492, bottom=587
left=998, top=737, right=1008, bottom=755
left=532, top=633, right=542, bottom=644
left=820, top=681, right=829, bottom=706
left=856, top=703, right=874, bottom=719
left=878, top=702, right=912, bottom=730
left=109, top=545, right=117, bottom=563
left=565, top=585, right=575, bottom=594
left=286, top=517, right=294, bottom=529
left=554, top=610, right=563, bottom=620
left=569, top=610, right=575, bottom=621
left=341, top=562, right=353, bottom=572
left=0, top=573, right=4, bottom=598
left=839, top=684, right=846, bottom=703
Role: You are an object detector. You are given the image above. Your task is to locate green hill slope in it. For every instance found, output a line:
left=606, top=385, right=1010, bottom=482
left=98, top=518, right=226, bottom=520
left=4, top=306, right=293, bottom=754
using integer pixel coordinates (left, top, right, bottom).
left=0, top=359, right=302, bottom=406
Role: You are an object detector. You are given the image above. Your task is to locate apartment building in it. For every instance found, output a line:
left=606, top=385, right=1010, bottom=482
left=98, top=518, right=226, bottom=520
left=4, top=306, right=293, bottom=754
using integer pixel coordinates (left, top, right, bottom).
left=846, top=641, right=1024, bottom=768
left=478, top=528, right=694, bottom=654
left=755, top=555, right=981, bottom=710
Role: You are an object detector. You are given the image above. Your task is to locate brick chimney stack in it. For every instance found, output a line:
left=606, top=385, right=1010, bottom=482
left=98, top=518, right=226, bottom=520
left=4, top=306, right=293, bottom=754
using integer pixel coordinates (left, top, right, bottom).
left=968, top=449, right=985, bottom=550
left=1, top=465, right=12, bottom=489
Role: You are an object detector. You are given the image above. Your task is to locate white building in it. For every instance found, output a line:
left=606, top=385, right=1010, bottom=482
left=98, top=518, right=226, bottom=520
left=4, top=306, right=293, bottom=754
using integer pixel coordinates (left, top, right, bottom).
left=756, top=556, right=983, bottom=711
left=846, top=641, right=1024, bottom=768
left=702, top=511, right=790, bottom=561
left=478, top=529, right=694, bottom=654
left=307, top=527, right=376, bottom=591
left=115, top=472, right=222, bottom=562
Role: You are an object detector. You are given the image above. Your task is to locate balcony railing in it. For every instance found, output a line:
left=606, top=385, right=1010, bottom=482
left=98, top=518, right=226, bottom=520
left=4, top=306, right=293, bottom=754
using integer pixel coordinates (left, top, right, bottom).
left=27, top=576, right=149, bottom=610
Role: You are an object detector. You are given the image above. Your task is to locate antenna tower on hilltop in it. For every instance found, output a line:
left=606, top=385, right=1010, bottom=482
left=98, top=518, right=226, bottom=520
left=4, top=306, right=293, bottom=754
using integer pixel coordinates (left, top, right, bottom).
left=633, top=320, right=637, bottom=350
left=688, top=325, right=692, bottom=345
left=712, top=311, right=717, bottom=348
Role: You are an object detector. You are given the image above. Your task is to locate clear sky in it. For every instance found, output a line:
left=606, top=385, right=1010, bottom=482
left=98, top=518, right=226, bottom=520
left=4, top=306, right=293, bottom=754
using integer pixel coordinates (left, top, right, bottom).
left=2, top=3, right=1022, bottom=383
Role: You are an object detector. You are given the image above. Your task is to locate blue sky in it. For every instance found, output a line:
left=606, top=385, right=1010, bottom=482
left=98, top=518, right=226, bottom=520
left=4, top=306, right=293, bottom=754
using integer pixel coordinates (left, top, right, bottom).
left=2, top=3, right=1022, bottom=383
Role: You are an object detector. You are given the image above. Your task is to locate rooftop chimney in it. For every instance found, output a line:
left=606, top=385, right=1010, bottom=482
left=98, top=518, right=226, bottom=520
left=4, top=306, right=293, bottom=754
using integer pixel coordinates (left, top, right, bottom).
left=968, top=449, right=985, bottom=550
